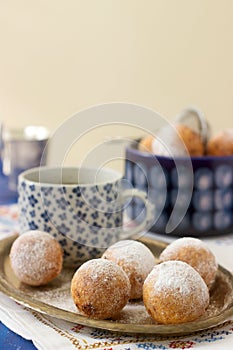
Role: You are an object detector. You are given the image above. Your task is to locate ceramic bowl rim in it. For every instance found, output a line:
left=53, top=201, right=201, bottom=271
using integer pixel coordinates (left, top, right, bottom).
left=126, top=143, right=233, bottom=162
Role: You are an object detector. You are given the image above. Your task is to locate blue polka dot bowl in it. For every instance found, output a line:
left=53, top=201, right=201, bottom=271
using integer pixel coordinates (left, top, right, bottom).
left=125, top=143, right=233, bottom=237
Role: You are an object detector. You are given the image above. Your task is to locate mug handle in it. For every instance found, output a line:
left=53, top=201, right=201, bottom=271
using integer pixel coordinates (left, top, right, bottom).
left=119, top=188, right=155, bottom=240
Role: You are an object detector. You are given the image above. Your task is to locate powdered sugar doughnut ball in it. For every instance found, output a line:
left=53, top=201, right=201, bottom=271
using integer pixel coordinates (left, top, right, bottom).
left=152, top=124, right=204, bottom=157
left=176, top=124, right=205, bottom=156
left=10, top=231, right=63, bottom=286
left=71, top=259, right=130, bottom=320
left=207, top=129, right=233, bottom=156
left=143, top=261, right=209, bottom=324
left=138, top=135, right=154, bottom=153
left=159, top=237, right=218, bottom=289
left=102, top=240, right=156, bottom=299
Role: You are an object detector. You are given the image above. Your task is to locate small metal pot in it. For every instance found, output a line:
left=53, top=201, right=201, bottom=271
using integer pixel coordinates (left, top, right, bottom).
left=0, top=125, right=49, bottom=204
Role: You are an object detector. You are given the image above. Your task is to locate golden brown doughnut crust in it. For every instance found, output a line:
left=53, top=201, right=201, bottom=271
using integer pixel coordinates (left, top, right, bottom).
left=10, top=231, right=63, bottom=286
left=71, top=258, right=130, bottom=319
left=159, top=237, right=218, bottom=289
left=175, top=124, right=205, bottom=156
left=207, top=129, right=233, bottom=156
left=138, top=136, right=154, bottom=153
left=143, top=261, right=209, bottom=324
left=102, top=240, right=156, bottom=299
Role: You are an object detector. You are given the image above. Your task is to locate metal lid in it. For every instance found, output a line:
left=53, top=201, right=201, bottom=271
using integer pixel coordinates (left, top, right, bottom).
left=175, top=106, right=211, bottom=145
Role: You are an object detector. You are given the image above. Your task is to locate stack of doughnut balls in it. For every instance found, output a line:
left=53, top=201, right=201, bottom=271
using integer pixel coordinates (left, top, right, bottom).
left=138, top=125, right=233, bottom=157
left=10, top=231, right=218, bottom=324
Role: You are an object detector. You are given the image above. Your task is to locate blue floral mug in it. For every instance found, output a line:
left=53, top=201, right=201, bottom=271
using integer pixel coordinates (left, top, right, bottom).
left=18, top=166, right=154, bottom=266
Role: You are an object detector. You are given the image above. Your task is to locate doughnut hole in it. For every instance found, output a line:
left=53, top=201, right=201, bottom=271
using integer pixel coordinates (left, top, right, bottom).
left=102, top=240, right=156, bottom=299
left=71, top=259, right=130, bottom=319
left=143, top=260, right=209, bottom=324
left=10, top=231, right=63, bottom=286
left=159, top=237, right=218, bottom=289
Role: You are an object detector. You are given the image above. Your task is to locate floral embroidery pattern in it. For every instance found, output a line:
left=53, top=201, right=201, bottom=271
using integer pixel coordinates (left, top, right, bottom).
left=137, top=343, right=168, bottom=349
left=169, top=340, right=195, bottom=349
left=71, top=324, right=84, bottom=333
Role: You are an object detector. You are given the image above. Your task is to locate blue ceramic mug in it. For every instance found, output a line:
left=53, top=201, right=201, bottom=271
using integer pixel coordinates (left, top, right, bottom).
left=18, top=166, right=154, bottom=266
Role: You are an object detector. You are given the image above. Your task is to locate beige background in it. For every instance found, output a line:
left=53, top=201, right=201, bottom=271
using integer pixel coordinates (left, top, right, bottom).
left=0, top=0, right=233, bottom=168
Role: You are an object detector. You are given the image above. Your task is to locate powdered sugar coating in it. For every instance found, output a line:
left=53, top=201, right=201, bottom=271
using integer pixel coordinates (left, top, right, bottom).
left=10, top=231, right=63, bottom=286
left=159, top=237, right=218, bottom=289
left=71, top=258, right=130, bottom=320
left=102, top=240, right=156, bottom=299
left=143, top=260, right=209, bottom=324
left=152, top=123, right=204, bottom=157
left=16, top=264, right=232, bottom=326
